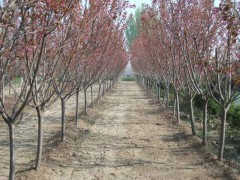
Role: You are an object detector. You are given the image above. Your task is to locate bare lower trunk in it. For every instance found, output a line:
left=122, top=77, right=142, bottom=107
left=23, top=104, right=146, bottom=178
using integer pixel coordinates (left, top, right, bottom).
left=152, top=80, right=154, bottom=96
left=90, top=86, right=93, bottom=108
left=218, top=106, right=229, bottom=161
left=150, top=80, right=152, bottom=95
left=173, top=97, right=176, bottom=117
left=8, top=123, right=15, bottom=180
left=1, top=76, right=4, bottom=104
left=202, top=99, right=208, bottom=146
left=9, top=84, right=11, bottom=95
left=157, top=83, right=160, bottom=103
left=146, top=79, right=149, bottom=94
left=84, top=88, right=87, bottom=115
left=75, top=89, right=80, bottom=125
left=165, top=84, right=169, bottom=108
left=189, top=97, right=196, bottom=135
left=35, top=106, right=43, bottom=170
left=97, top=83, right=101, bottom=103
left=61, top=98, right=66, bottom=142
left=103, top=82, right=105, bottom=96
left=175, top=91, right=180, bottom=122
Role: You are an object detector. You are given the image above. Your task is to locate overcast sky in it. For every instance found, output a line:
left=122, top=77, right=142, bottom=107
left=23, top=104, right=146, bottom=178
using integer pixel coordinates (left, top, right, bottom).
left=127, top=0, right=222, bottom=15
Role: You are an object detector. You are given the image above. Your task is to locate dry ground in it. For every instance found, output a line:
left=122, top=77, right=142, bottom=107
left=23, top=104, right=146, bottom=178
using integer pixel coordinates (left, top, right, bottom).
left=0, top=85, right=100, bottom=179
left=3, top=81, right=240, bottom=179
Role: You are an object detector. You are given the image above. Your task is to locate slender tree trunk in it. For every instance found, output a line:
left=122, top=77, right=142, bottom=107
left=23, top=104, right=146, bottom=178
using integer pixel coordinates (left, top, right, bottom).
left=150, top=80, right=152, bottom=95
left=103, top=82, right=105, bottom=96
left=189, top=96, right=196, bottom=135
left=218, top=106, right=229, bottom=161
left=97, top=83, right=101, bottom=103
left=14, top=77, right=17, bottom=101
left=157, top=82, right=160, bottom=103
left=8, top=123, right=15, bottom=180
left=84, top=88, right=87, bottom=115
left=173, top=97, right=176, bottom=117
left=148, top=79, right=150, bottom=94
left=152, top=80, right=154, bottom=95
left=35, top=106, right=43, bottom=170
left=151, top=80, right=154, bottom=95
left=175, top=91, right=180, bottom=122
left=9, top=83, right=11, bottom=95
left=146, top=79, right=149, bottom=93
left=75, top=88, right=80, bottom=125
left=154, top=81, right=156, bottom=95
left=60, top=98, right=66, bottom=142
left=90, top=86, right=93, bottom=108
left=165, top=84, right=169, bottom=108
left=202, top=99, right=208, bottom=146
left=2, top=75, right=5, bottom=104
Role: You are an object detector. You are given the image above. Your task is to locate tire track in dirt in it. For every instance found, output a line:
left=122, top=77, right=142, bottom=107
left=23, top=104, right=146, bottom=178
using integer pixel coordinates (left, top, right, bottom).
left=16, top=81, right=239, bottom=180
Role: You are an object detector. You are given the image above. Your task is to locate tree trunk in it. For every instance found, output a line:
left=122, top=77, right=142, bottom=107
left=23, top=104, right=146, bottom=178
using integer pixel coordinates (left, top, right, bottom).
left=84, top=88, right=87, bottom=115
left=151, top=80, right=154, bottom=95
left=8, top=123, right=15, bottom=180
left=1, top=75, right=5, bottom=104
left=165, top=84, right=169, bottom=108
left=103, top=82, right=105, bottom=96
left=35, top=106, right=43, bottom=170
left=97, top=83, right=101, bottom=103
left=218, top=106, right=229, bottom=161
left=75, top=88, right=80, bottom=125
left=9, top=83, right=11, bottom=95
left=90, top=86, right=93, bottom=108
left=150, top=80, right=152, bottom=95
left=146, top=79, right=149, bottom=94
left=152, top=80, right=154, bottom=96
left=61, top=98, right=66, bottom=142
left=189, top=96, right=196, bottom=135
left=202, top=99, right=208, bottom=146
left=157, top=82, right=160, bottom=103
left=173, top=97, right=176, bottom=117
left=175, top=91, right=180, bottom=122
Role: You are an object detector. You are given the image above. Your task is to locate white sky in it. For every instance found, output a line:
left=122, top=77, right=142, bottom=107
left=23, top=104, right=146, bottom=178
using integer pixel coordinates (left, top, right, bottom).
left=127, top=0, right=222, bottom=15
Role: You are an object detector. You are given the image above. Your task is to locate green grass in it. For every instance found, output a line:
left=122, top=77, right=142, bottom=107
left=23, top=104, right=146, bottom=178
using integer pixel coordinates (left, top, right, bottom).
left=122, top=77, right=135, bottom=81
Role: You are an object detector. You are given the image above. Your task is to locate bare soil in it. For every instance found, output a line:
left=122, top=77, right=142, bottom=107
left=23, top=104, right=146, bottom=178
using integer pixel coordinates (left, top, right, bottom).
left=3, top=81, right=240, bottom=179
left=0, top=85, right=100, bottom=180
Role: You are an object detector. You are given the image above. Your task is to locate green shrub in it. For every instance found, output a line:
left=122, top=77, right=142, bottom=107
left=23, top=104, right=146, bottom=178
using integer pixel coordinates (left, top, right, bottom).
left=208, top=99, right=221, bottom=115
left=194, top=94, right=221, bottom=116
left=194, top=94, right=204, bottom=109
left=227, top=104, right=240, bottom=128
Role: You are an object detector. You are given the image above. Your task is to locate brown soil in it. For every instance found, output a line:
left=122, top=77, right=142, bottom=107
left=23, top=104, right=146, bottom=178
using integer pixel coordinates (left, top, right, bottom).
left=3, top=81, right=240, bottom=179
left=0, top=85, right=100, bottom=180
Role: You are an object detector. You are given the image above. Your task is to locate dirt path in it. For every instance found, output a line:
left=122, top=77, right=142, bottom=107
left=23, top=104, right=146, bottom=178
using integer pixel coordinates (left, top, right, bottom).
left=16, top=81, right=239, bottom=180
